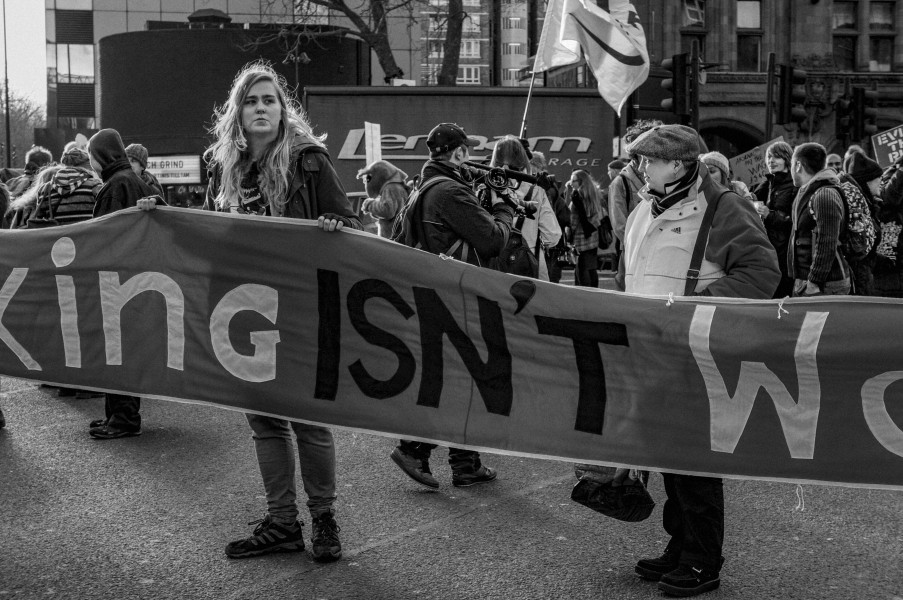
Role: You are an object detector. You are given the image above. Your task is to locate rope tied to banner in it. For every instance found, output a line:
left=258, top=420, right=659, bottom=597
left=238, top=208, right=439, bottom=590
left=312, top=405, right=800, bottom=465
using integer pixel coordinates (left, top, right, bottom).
left=777, top=297, right=790, bottom=320
left=795, top=483, right=806, bottom=511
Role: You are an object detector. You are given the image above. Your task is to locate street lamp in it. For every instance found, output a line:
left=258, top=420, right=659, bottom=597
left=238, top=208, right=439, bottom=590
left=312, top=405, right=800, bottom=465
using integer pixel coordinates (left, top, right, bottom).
left=2, top=0, right=10, bottom=168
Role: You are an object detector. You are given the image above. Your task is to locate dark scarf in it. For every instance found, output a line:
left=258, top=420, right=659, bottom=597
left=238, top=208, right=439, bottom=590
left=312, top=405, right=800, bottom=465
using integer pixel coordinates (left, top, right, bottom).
left=649, top=161, right=699, bottom=217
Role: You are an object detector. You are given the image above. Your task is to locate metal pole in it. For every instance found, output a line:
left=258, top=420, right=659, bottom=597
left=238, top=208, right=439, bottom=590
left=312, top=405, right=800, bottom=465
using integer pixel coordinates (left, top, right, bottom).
left=690, top=40, right=699, bottom=130
left=2, top=0, right=10, bottom=168
left=764, top=52, right=775, bottom=141
left=519, top=70, right=537, bottom=138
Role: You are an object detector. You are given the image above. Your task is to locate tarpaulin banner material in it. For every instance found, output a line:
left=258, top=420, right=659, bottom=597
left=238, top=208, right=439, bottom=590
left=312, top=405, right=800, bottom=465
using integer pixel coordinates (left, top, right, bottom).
left=2, top=208, right=902, bottom=489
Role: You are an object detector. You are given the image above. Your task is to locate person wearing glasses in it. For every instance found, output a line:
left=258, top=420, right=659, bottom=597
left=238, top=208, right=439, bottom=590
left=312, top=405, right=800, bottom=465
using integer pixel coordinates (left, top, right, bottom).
left=622, top=124, right=779, bottom=597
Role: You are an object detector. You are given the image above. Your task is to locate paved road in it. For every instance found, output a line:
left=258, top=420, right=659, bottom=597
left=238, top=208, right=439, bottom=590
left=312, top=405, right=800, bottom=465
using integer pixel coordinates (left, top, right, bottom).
left=1, top=378, right=901, bottom=600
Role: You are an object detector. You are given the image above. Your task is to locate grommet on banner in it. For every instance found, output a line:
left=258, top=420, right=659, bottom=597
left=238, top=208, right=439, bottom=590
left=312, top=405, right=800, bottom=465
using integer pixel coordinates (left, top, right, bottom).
left=777, top=297, right=789, bottom=320
left=666, top=292, right=675, bottom=307
left=795, top=483, right=806, bottom=511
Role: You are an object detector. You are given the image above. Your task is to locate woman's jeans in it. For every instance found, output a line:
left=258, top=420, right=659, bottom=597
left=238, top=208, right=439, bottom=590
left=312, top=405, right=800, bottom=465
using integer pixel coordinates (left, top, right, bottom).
left=246, top=414, right=337, bottom=522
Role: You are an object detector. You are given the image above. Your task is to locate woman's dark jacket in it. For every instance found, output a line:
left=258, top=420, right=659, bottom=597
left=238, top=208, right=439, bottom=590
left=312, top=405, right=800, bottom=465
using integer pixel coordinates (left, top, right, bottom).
left=204, top=144, right=362, bottom=231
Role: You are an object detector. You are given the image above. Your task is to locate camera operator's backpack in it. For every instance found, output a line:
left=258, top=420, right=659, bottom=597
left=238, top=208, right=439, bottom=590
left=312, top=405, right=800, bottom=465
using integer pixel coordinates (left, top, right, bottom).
left=390, top=175, right=455, bottom=247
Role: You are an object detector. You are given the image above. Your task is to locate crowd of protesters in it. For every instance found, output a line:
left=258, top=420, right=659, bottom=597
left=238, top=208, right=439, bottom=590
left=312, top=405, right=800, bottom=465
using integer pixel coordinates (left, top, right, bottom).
left=2, top=58, right=902, bottom=598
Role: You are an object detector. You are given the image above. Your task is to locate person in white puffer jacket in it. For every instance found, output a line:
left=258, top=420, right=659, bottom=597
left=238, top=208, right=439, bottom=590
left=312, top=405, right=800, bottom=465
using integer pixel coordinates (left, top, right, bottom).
left=621, top=124, right=779, bottom=598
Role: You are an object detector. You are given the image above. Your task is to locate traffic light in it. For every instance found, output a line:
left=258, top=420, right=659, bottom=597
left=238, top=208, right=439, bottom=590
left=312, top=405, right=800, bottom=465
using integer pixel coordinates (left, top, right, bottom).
left=835, top=95, right=852, bottom=146
left=776, top=64, right=808, bottom=125
left=852, top=86, right=879, bottom=139
left=660, top=53, right=689, bottom=116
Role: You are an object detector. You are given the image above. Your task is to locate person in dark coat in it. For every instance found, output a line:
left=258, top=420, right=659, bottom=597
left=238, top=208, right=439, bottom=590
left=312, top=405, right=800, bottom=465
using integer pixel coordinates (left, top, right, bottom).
left=752, top=140, right=797, bottom=298
left=85, top=128, right=158, bottom=440
left=391, top=122, right=513, bottom=489
left=189, top=61, right=358, bottom=563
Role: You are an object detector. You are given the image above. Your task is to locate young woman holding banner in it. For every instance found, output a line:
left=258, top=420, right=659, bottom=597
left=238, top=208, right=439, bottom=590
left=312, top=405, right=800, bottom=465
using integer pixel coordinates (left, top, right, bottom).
left=142, top=61, right=361, bottom=562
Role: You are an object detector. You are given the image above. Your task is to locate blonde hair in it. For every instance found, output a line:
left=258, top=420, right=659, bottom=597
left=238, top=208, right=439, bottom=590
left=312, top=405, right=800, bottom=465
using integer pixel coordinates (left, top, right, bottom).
left=7, top=165, right=63, bottom=216
left=205, top=61, right=326, bottom=211
left=571, top=169, right=601, bottom=220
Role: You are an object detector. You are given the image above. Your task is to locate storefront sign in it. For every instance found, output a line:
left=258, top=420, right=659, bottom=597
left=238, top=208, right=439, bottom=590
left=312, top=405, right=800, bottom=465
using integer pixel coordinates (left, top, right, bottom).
left=146, top=155, right=202, bottom=185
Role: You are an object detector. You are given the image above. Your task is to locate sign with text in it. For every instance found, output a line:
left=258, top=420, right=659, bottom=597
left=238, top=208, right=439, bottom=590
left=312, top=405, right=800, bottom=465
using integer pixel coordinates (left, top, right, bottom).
left=304, top=87, right=613, bottom=185
left=1, top=208, right=902, bottom=490
left=729, top=137, right=785, bottom=188
left=872, top=125, right=903, bottom=167
left=146, top=155, right=202, bottom=185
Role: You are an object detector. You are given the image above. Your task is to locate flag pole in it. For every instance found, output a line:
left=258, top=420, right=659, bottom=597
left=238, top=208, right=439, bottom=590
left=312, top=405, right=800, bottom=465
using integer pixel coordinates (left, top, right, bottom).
left=519, top=71, right=538, bottom=139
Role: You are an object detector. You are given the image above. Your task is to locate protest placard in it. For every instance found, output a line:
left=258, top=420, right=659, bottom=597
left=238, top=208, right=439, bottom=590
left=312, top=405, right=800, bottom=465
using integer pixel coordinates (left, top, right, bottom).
left=729, top=137, right=784, bottom=188
left=872, top=124, right=903, bottom=167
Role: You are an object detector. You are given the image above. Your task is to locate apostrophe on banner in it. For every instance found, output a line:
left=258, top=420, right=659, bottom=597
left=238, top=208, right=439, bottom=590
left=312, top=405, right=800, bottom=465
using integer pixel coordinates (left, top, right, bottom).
left=51, top=238, right=76, bottom=268
left=510, top=280, right=536, bottom=315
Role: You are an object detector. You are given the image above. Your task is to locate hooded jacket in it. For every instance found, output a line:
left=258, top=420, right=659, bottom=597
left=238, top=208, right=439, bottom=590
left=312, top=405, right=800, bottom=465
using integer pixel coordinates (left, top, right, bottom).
left=205, top=139, right=362, bottom=231
left=89, top=129, right=157, bottom=217
left=34, top=166, right=101, bottom=225
left=358, top=160, right=409, bottom=238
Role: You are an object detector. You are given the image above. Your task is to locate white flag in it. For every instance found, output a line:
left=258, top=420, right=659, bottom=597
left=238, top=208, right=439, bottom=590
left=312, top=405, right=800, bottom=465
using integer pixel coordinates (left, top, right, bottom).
left=533, top=0, right=650, bottom=116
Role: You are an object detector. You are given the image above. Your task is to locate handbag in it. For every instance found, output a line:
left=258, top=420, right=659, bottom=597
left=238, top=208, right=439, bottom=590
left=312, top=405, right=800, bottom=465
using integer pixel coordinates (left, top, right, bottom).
left=25, top=196, right=58, bottom=229
left=497, top=213, right=539, bottom=278
left=570, top=465, right=655, bottom=523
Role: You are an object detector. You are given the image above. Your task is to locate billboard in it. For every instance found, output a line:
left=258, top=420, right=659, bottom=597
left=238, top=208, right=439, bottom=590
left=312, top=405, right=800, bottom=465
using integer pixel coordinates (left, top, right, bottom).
left=303, top=87, right=615, bottom=186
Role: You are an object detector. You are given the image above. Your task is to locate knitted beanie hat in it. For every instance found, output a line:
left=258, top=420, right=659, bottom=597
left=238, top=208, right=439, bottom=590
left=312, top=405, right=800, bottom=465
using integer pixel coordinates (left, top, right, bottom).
left=699, top=151, right=731, bottom=180
left=125, top=143, right=149, bottom=170
left=847, top=151, right=884, bottom=185
left=625, top=124, right=700, bottom=161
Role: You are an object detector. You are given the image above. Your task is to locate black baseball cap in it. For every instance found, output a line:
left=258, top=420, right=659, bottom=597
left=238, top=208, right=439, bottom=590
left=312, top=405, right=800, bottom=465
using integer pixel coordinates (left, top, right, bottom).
left=426, top=123, right=479, bottom=157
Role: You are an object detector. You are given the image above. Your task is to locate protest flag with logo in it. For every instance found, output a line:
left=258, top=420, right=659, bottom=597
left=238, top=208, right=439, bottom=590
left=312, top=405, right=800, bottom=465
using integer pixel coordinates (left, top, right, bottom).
left=533, top=0, right=649, bottom=116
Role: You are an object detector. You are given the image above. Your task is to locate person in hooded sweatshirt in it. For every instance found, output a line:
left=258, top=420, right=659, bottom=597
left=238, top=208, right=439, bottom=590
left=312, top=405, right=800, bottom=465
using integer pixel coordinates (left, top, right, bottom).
left=356, top=159, right=408, bottom=238
left=85, top=128, right=157, bottom=440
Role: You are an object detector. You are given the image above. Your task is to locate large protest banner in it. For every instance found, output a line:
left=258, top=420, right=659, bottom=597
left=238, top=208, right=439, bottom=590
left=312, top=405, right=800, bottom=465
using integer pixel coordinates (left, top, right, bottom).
left=1, top=208, right=902, bottom=489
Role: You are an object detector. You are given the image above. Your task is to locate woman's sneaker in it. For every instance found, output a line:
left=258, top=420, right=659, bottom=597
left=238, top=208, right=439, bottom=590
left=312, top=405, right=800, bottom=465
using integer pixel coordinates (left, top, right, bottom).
left=310, top=513, right=342, bottom=562
left=225, top=515, right=305, bottom=558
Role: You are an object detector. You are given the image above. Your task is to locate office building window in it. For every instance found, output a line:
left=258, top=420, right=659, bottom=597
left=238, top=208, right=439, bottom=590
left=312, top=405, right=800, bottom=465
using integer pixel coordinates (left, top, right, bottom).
left=683, top=0, right=705, bottom=28
left=504, top=17, right=523, bottom=29
left=871, top=37, right=894, bottom=71
left=463, top=15, right=481, bottom=33
left=833, top=2, right=857, bottom=30
left=833, top=36, right=857, bottom=70
left=503, top=68, right=521, bottom=82
left=737, top=1, right=760, bottom=28
left=51, top=44, right=95, bottom=84
left=736, top=1, right=761, bottom=71
left=457, top=66, right=481, bottom=84
left=870, top=2, right=895, bottom=31
left=503, top=42, right=524, bottom=55
left=737, top=35, right=761, bottom=71
left=460, top=40, right=480, bottom=58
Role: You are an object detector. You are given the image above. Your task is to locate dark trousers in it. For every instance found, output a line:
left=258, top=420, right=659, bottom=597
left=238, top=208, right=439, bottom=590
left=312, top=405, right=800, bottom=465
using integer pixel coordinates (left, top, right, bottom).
left=575, top=249, right=599, bottom=287
left=105, top=393, right=141, bottom=431
left=662, top=473, right=724, bottom=572
left=398, top=440, right=483, bottom=474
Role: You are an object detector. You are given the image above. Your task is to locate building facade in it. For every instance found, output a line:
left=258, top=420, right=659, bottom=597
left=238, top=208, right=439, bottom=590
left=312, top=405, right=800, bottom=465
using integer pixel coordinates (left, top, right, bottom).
left=42, top=0, right=903, bottom=167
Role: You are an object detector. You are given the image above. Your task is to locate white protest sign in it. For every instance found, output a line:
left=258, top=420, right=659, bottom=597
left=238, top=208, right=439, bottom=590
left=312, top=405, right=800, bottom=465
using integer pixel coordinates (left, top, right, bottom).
left=729, top=137, right=785, bottom=188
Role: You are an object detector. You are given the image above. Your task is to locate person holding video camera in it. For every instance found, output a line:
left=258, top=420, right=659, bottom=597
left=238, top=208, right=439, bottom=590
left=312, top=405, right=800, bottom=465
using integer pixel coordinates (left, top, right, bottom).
left=391, top=122, right=514, bottom=489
